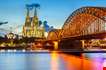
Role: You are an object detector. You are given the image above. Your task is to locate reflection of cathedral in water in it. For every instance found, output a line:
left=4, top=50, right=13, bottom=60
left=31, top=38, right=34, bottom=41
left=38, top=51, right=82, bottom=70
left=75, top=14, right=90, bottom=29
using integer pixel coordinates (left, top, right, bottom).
left=22, top=4, right=45, bottom=38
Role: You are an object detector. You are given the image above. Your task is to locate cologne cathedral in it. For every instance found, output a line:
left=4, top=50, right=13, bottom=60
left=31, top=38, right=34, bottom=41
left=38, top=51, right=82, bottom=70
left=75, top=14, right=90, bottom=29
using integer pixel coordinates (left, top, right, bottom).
left=22, top=4, right=45, bottom=38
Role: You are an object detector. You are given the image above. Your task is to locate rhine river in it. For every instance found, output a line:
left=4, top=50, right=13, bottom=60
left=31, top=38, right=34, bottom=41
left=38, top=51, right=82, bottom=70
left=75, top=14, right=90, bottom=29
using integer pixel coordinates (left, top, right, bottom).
left=0, top=51, right=105, bottom=70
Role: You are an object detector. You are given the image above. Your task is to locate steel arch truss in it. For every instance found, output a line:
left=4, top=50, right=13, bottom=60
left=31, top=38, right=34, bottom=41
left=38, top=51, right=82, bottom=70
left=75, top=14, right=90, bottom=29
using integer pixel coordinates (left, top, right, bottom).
left=62, top=7, right=106, bottom=38
left=47, top=29, right=62, bottom=41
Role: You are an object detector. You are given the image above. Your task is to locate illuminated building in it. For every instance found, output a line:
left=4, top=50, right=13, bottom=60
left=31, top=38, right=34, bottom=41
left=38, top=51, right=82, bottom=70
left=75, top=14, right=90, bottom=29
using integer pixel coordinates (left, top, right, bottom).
left=22, top=4, right=45, bottom=38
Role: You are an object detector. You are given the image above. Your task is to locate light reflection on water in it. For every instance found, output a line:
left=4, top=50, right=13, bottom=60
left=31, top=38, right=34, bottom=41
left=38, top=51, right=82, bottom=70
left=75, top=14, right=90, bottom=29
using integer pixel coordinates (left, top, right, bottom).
left=0, top=52, right=105, bottom=70
left=0, top=52, right=51, bottom=70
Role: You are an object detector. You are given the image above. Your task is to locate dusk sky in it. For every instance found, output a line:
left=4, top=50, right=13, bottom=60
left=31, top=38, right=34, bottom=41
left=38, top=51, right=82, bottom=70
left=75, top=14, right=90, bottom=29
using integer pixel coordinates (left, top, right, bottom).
left=0, top=0, right=106, bottom=34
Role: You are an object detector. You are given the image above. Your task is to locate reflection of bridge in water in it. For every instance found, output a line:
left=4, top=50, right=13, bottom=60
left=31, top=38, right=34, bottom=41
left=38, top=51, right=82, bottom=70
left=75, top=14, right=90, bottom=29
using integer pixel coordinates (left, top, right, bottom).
left=47, top=7, right=106, bottom=51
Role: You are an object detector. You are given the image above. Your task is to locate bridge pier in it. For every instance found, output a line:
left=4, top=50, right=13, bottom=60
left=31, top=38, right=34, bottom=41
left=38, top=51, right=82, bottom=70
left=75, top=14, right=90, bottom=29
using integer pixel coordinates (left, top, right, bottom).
left=81, top=40, right=85, bottom=49
left=53, top=41, right=58, bottom=50
left=58, top=39, right=83, bottom=51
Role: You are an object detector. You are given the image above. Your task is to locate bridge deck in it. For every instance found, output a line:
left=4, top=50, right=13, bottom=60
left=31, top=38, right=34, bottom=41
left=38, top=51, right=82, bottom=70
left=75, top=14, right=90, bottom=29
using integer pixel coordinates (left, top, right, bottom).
left=62, top=32, right=106, bottom=40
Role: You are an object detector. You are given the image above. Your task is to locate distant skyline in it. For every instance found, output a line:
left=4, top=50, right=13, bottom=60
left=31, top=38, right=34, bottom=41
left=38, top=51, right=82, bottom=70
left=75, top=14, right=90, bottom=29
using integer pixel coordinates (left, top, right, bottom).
left=0, top=0, right=106, bottom=34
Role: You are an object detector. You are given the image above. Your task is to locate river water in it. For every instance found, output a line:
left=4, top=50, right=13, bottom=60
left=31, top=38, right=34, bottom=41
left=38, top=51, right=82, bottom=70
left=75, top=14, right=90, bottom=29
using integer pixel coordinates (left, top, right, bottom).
left=0, top=51, right=105, bottom=70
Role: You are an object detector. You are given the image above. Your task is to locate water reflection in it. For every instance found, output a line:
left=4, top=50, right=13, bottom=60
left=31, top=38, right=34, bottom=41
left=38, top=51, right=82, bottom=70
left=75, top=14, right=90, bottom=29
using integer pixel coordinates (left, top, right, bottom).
left=51, top=51, right=59, bottom=70
left=0, top=52, right=51, bottom=70
left=0, top=52, right=105, bottom=70
left=0, top=53, right=27, bottom=70
left=82, top=53, right=102, bottom=70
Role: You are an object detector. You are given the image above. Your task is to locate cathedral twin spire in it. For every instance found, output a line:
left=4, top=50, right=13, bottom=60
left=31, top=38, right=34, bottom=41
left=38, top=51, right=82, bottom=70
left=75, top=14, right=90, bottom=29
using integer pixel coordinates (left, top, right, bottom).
left=25, top=3, right=40, bottom=27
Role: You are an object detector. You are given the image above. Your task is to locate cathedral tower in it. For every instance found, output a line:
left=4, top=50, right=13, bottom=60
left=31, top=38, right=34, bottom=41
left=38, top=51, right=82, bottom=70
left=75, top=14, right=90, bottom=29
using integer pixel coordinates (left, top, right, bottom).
left=22, top=4, right=45, bottom=38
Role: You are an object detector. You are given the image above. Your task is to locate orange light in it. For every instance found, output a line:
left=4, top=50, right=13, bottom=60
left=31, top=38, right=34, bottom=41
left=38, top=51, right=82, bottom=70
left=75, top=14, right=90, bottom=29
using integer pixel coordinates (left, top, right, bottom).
left=53, top=41, right=58, bottom=50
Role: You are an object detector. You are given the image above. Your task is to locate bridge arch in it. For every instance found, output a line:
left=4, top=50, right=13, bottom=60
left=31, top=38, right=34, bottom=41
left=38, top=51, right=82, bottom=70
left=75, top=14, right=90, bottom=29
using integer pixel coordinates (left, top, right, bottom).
left=62, top=7, right=106, bottom=39
left=47, top=29, right=62, bottom=41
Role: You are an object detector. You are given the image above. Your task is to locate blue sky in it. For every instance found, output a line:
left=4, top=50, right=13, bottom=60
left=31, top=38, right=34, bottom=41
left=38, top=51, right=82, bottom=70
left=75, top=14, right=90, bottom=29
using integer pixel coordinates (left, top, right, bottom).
left=0, top=0, right=106, bottom=34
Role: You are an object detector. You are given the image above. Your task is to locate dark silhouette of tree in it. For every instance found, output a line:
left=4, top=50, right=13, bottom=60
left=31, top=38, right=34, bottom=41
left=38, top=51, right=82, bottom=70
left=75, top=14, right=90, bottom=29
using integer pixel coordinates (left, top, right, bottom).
left=39, top=20, right=42, bottom=26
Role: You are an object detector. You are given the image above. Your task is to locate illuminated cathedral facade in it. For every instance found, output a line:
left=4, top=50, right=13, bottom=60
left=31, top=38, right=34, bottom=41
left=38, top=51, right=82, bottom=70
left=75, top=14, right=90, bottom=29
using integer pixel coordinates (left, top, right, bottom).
left=22, top=4, right=45, bottom=38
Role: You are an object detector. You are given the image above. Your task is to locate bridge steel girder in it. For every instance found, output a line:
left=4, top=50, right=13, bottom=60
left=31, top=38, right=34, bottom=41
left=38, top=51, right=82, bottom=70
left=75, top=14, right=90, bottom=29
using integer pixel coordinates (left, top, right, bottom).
left=62, top=7, right=106, bottom=39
